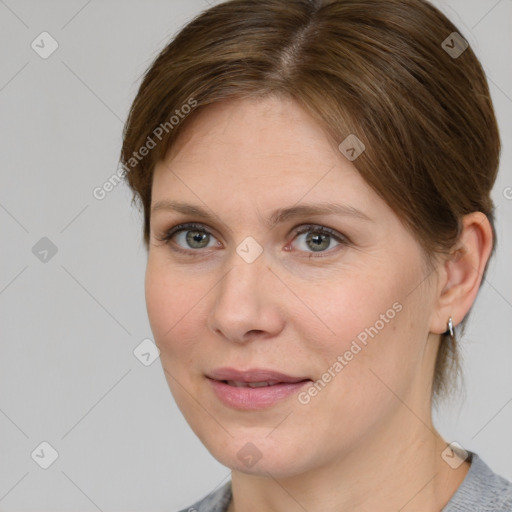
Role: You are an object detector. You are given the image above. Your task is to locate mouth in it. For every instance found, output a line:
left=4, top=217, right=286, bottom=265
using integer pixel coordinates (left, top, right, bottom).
left=207, top=367, right=311, bottom=383
left=222, top=380, right=288, bottom=388
left=206, top=367, right=312, bottom=409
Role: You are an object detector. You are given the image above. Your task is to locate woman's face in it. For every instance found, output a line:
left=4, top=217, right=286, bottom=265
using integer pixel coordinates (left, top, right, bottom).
left=146, top=95, right=441, bottom=477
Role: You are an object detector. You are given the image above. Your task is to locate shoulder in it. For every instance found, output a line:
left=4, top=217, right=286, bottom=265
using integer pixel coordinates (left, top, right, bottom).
left=176, top=481, right=232, bottom=512
left=443, top=451, right=512, bottom=511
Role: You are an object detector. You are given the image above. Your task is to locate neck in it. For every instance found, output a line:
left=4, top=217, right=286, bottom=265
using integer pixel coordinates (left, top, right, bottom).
left=227, top=409, right=470, bottom=512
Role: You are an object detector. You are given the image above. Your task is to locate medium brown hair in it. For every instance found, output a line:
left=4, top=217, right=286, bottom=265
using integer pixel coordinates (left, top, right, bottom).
left=119, top=0, right=501, bottom=402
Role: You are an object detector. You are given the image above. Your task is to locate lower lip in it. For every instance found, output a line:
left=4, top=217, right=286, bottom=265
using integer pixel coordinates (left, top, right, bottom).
left=207, top=378, right=311, bottom=410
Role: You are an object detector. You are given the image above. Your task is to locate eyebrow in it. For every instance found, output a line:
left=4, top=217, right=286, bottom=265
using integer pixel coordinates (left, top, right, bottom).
left=150, top=200, right=372, bottom=231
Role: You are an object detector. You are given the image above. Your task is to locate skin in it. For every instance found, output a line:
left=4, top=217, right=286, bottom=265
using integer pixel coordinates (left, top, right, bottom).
left=145, top=95, right=493, bottom=512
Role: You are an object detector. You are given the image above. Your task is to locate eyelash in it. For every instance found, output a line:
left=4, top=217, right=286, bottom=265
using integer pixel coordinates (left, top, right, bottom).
left=155, top=222, right=349, bottom=257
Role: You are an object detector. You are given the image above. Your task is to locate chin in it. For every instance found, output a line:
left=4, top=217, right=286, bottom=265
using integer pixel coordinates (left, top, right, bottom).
left=203, top=433, right=314, bottom=479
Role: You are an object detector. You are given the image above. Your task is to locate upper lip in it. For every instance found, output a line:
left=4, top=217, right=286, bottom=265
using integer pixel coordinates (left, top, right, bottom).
left=207, top=367, right=311, bottom=383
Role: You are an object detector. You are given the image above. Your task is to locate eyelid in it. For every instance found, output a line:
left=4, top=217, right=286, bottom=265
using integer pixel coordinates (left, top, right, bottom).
left=157, top=222, right=218, bottom=243
left=293, top=224, right=349, bottom=243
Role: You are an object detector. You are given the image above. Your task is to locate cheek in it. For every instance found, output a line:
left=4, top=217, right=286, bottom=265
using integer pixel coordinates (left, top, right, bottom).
left=145, top=260, right=201, bottom=361
left=295, top=264, right=403, bottom=351
left=298, top=256, right=424, bottom=385
left=145, top=261, right=206, bottom=416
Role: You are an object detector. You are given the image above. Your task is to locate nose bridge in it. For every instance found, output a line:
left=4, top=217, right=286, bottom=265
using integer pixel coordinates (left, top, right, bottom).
left=208, top=243, right=283, bottom=341
left=217, top=244, right=269, bottom=308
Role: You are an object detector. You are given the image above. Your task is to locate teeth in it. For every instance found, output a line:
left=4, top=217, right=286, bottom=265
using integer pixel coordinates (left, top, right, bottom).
left=248, top=381, right=275, bottom=388
left=226, top=380, right=280, bottom=388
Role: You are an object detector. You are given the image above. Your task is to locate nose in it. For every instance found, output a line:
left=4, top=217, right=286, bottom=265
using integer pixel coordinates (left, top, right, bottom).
left=207, top=249, right=285, bottom=344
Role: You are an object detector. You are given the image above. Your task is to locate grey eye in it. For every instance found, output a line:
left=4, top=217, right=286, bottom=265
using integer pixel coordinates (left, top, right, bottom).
left=176, top=229, right=216, bottom=249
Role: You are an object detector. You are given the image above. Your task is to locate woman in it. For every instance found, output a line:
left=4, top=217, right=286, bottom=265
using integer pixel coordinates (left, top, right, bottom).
left=120, top=0, right=512, bottom=510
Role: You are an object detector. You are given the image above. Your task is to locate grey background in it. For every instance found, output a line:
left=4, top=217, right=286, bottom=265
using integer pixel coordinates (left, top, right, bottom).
left=0, top=0, right=510, bottom=510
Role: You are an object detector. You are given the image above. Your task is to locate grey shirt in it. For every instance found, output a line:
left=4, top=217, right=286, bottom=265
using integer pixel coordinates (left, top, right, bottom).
left=178, top=452, right=512, bottom=511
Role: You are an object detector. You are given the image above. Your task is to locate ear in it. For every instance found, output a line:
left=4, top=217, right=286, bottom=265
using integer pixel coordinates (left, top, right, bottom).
left=429, top=212, right=494, bottom=335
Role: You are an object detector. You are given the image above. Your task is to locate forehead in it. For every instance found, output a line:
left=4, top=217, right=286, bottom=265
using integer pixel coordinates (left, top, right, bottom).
left=165, top=96, right=341, bottom=164
left=154, top=96, right=361, bottom=193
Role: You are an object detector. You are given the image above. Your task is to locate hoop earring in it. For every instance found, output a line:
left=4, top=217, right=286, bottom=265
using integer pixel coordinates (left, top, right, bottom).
left=447, top=316, right=454, bottom=337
